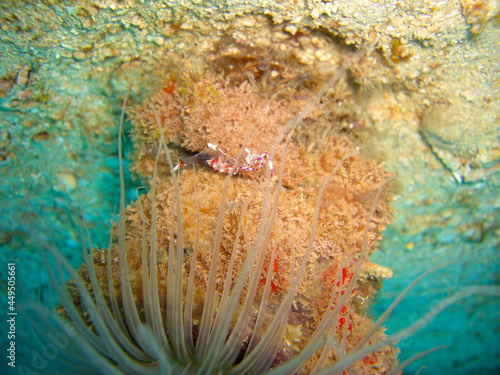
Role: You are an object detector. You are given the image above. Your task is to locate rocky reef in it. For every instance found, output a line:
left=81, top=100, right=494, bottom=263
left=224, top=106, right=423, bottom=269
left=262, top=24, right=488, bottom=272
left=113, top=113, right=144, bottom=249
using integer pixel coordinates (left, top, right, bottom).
left=2, top=1, right=499, bottom=373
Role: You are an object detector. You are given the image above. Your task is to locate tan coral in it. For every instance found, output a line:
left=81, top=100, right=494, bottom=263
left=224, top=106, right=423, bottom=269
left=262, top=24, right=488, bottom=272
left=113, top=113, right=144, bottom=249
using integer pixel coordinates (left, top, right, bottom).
left=88, top=125, right=397, bottom=373
left=69, top=59, right=401, bottom=373
left=128, top=74, right=314, bottom=187
left=360, top=260, right=394, bottom=281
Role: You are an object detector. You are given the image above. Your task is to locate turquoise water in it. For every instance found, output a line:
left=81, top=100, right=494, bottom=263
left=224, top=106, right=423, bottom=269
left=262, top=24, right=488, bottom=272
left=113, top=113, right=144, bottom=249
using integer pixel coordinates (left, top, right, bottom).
left=372, top=173, right=500, bottom=374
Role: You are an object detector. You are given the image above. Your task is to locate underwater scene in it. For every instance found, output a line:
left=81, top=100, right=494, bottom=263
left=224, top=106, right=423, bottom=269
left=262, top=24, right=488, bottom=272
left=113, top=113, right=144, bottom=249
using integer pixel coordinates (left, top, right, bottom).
left=0, top=1, right=499, bottom=374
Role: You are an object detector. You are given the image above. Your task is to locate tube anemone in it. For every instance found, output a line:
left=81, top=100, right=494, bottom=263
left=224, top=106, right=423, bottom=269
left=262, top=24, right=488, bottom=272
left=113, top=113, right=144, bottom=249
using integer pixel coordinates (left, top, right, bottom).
left=24, top=95, right=394, bottom=374
left=19, top=53, right=500, bottom=375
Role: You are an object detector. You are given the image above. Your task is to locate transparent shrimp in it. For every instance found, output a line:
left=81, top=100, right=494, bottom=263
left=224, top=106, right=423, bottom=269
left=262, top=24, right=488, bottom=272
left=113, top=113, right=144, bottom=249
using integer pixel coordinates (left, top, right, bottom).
left=169, top=143, right=273, bottom=176
left=169, top=143, right=235, bottom=175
